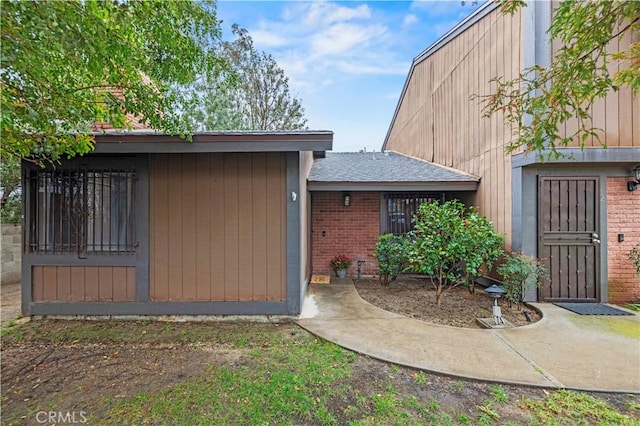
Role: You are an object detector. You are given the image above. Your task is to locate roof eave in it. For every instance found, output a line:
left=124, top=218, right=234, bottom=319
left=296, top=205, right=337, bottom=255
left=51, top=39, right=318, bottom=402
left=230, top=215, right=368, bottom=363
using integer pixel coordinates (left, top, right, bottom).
left=307, top=181, right=479, bottom=192
left=92, top=132, right=334, bottom=153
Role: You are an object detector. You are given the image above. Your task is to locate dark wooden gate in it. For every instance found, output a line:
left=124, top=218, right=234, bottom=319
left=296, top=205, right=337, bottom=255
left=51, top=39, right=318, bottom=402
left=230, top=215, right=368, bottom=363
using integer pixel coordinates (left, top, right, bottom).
left=538, top=177, right=600, bottom=302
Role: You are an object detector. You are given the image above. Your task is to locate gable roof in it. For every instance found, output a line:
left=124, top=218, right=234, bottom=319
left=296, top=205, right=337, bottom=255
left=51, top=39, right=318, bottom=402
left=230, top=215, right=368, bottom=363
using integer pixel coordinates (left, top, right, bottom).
left=382, top=0, right=498, bottom=150
left=308, top=151, right=479, bottom=191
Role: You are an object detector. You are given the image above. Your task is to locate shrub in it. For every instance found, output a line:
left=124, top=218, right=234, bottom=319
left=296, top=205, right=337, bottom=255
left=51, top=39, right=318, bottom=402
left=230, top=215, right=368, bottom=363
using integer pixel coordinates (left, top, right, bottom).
left=497, top=252, right=548, bottom=310
left=374, top=233, right=410, bottom=286
left=629, top=245, right=640, bottom=276
left=407, top=200, right=505, bottom=305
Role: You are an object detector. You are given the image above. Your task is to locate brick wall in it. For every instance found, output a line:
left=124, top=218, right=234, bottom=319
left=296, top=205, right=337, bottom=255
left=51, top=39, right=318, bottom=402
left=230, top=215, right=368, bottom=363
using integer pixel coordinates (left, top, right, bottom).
left=311, top=192, right=380, bottom=276
left=607, top=177, right=640, bottom=303
left=1, top=224, right=21, bottom=285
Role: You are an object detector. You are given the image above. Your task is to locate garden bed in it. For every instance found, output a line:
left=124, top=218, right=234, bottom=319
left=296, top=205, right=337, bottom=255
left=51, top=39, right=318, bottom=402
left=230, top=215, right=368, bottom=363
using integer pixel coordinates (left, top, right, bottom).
left=354, top=275, right=541, bottom=328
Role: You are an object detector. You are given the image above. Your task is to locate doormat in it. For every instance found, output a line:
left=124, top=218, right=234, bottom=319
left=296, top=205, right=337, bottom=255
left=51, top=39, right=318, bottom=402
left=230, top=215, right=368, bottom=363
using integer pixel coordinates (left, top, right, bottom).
left=554, top=303, right=634, bottom=316
left=310, top=275, right=331, bottom=285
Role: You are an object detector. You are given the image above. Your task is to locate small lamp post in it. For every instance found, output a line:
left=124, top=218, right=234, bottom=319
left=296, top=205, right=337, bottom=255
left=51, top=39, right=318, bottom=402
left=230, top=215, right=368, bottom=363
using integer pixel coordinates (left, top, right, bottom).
left=485, top=284, right=507, bottom=325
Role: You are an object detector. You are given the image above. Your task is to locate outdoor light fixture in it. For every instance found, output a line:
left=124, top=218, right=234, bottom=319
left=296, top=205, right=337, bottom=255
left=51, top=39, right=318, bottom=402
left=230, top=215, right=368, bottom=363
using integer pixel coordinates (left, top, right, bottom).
left=485, top=284, right=507, bottom=325
left=343, top=192, right=351, bottom=207
left=628, top=165, right=640, bottom=192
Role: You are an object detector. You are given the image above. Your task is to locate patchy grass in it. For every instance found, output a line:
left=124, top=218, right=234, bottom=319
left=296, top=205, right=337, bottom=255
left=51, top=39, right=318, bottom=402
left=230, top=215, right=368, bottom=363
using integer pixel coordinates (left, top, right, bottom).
left=2, top=320, right=639, bottom=425
left=107, top=333, right=354, bottom=425
left=521, top=389, right=640, bottom=426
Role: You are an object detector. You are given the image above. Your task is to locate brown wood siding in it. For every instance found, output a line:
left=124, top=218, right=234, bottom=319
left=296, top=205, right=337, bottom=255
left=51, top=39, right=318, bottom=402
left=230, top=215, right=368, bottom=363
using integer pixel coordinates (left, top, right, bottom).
left=558, top=23, right=640, bottom=148
left=32, top=266, right=135, bottom=302
left=385, top=8, right=520, bottom=245
left=149, top=153, right=287, bottom=302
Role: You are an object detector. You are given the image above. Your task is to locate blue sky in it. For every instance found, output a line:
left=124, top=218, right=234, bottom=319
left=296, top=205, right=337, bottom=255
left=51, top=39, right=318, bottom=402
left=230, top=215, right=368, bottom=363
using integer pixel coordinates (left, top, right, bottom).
left=216, top=0, right=483, bottom=152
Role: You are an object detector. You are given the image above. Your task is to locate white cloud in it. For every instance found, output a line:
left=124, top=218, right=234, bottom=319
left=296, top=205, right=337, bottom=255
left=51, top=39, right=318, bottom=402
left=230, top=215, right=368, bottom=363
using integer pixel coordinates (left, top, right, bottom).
left=325, top=4, right=372, bottom=24
left=310, top=22, right=386, bottom=56
left=335, top=59, right=408, bottom=76
left=301, top=2, right=371, bottom=27
left=249, top=29, right=288, bottom=48
left=402, top=13, right=419, bottom=28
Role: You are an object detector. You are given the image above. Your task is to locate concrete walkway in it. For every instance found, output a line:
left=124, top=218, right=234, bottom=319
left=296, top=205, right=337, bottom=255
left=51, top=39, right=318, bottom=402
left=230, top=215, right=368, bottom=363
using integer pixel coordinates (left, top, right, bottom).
left=297, top=279, right=640, bottom=393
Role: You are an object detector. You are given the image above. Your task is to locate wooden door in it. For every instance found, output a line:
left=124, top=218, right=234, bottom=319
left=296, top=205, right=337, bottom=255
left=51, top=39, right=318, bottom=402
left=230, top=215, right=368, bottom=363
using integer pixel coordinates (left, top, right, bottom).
left=538, top=177, right=600, bottom=302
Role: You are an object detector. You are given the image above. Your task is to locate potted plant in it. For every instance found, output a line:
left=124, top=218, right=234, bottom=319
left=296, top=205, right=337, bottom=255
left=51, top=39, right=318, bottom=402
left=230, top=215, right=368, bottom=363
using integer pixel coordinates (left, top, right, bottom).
left=330, top=254, right=352, bottom=278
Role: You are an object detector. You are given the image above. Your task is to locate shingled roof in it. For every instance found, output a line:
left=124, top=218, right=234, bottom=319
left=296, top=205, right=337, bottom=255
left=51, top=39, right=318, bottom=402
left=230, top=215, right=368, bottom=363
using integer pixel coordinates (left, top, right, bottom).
left=308, top=151, right=479, bottom=191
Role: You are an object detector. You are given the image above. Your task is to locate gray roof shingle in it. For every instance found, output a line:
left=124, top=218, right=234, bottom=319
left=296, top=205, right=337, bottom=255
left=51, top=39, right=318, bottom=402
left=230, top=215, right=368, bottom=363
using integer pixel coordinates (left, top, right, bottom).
left=308, top=151, right=479, bottom=184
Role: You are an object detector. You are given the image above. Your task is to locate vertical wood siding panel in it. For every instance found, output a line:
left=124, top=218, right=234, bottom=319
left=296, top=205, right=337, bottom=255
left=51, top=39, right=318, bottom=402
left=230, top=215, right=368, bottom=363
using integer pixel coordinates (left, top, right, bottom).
left=167, top=156, right=183, bottom=301
left=149, top=155, right=155, bottom=300
left=224, top=154, right=240, bottom=301
left=112, top=266, right=127, bottom=301
left=448, top=46, right=453, bottom=166
left=43, top=266, right=57, bottom=301
left=490, top=13, right=499, bottom=226
left=210, top=154, right=226, bottom=301
left=33, top=266, right=44, bottom=302
left=592, top=96, right=606, bottom=148
left=252, top=153, right=268, bottom=301
left=480, top=15, right=490, bottom=220
left=98, top=266, right=113, bottom=301
left=151, top=155, right=170, bottom=301
left=60, top=266, right=70, bottom=299
left=70, top=266, right=85, bottom=301
left=461, top=30, right=469, bottom=166
left=195, top=154, right=212, bottom=301
left=605, top=37, right=619, bottom=147
left=181, top=154, right=198, bottom=301
left=427, top=62, right=434, bottom=162
left=238, top=155, right=254, bottom=301
left=472, top=21, right=479, bottom=174
left=84, top=267, right=100, bottom=301
left=633, top=92, right=640, bottom=145
left=126, top=266, right=136, bottom=301
left=618, top=85, right=634, bottom=147
left=265, top=154, right=283, bottom=301
left=279, top=155, right=287, bottom=301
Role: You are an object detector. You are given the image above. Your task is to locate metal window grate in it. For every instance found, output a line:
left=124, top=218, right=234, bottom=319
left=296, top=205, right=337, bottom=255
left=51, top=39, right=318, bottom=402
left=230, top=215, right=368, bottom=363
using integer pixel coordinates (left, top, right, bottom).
left=384, top=192, right=444, bottom=235
left=28, top=168, right=136, bottom=254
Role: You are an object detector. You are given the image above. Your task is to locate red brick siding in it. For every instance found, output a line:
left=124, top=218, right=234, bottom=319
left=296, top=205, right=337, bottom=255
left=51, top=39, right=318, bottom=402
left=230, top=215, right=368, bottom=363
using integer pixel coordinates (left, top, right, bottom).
left=311, top=192, right=380, bottom=276
left=607, top=177, right=640, bottom=303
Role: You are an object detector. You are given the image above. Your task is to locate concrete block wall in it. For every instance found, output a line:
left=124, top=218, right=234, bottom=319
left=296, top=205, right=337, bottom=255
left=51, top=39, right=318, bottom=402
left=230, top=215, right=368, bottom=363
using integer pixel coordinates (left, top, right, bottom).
left=607, top=177, right=640, bottom=303
left=311, top=191, right=380, bottom=276
left=1, top=224, right=22, bottom=285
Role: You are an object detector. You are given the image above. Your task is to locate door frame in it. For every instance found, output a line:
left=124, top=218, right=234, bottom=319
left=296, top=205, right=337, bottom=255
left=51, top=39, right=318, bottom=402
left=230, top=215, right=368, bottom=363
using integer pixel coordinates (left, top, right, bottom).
left=537, top=176, right=601, bottom=302
left=511, top=158, right=625, bottom=303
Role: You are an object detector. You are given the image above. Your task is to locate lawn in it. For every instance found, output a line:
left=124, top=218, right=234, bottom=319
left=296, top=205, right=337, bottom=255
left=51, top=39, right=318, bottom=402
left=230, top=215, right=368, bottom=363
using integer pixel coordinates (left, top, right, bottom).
left=1, top=319, right=639, bottom=425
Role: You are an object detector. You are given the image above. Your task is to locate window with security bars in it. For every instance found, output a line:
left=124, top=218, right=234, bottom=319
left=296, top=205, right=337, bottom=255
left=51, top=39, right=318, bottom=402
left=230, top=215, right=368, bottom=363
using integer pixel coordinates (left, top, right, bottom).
left=384, top=192, right=444, bottom=235
left=27, top=169, right=136, bottom=254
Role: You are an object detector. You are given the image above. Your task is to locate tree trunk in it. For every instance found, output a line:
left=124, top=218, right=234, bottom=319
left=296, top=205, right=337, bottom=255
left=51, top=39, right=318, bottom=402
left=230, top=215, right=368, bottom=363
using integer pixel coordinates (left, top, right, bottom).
left=435, top=285, right=443, bottom=305
left=435, top=270, right=444, bottom=306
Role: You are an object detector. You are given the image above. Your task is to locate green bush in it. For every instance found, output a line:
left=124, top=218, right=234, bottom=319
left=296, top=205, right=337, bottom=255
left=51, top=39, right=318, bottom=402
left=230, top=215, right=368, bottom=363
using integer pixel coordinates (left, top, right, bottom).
left=374, top=233, right=410, bottom=286
left=497, top=252, right=548, bottom=310
left=1, top=156, right=21, bottom=224
left=407, top=200, right=505, bottom=305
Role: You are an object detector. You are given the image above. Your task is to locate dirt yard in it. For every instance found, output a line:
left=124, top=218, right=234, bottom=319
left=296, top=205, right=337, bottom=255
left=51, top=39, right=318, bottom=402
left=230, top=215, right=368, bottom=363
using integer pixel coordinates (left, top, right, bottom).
left=354, top=275, right=541, bottom=328
left=1, top=279, right=638, bottom=424
left=2, top=320, right=638, bottom=425
left=1, top=283, right=21, bottom=326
